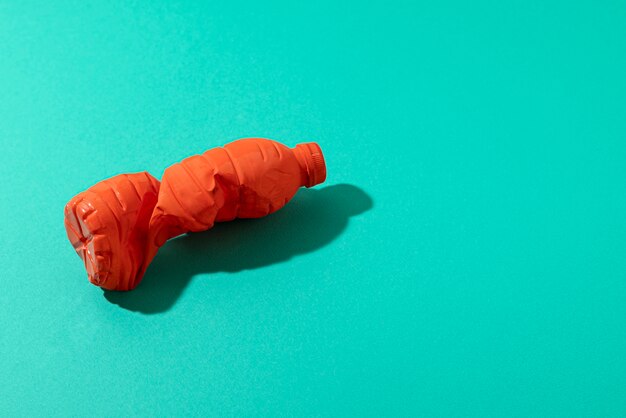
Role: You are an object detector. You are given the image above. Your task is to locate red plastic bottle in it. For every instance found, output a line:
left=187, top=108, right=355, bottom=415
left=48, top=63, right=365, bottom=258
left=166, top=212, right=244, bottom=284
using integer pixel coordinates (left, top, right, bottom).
left=64, top=138, right=326, bottom=291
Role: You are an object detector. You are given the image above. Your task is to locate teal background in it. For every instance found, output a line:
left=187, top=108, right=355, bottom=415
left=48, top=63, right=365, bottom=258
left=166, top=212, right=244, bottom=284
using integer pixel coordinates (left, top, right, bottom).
left=1, top=0, right=625, bottom=416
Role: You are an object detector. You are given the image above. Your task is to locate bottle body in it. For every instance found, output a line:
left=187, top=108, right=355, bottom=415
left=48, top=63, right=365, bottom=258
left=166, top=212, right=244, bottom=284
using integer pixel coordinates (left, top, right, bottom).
left=143, top=138, right=325, bottom=274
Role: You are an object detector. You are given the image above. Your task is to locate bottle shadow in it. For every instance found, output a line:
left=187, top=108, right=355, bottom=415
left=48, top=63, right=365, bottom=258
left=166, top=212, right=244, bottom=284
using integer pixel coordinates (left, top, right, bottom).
left=103, top=184, right=373, bottom=314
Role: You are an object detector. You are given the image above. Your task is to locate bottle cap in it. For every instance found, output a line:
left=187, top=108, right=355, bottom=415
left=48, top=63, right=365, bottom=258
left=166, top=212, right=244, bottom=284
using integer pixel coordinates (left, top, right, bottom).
left=294, top=142, right=326, bottom=187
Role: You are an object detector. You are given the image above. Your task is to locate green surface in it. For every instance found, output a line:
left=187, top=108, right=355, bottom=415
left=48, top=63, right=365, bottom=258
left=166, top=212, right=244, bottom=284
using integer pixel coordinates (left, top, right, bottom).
left=1, top=1, right=626, bottom=416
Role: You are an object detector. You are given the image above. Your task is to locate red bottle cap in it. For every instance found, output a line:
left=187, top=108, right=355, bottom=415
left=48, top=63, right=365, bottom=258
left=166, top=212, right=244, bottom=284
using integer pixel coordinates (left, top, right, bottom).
left=294, top=142, right=326, bottom=188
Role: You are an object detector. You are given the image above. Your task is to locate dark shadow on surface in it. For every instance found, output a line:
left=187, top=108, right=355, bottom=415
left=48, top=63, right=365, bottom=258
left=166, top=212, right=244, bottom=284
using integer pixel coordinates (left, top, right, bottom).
left=103, top=184, right=373, bottom=314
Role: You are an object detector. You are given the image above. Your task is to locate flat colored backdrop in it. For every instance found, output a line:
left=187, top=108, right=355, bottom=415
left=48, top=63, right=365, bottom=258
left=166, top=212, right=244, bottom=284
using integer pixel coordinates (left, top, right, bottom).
left=1, top=1, right=625, bottom=416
